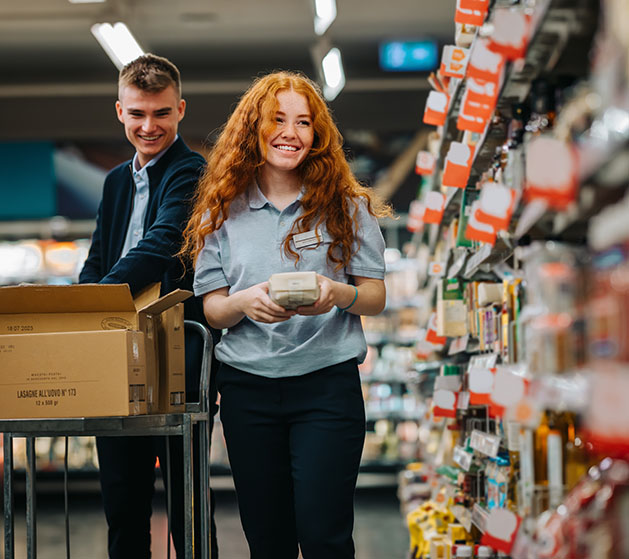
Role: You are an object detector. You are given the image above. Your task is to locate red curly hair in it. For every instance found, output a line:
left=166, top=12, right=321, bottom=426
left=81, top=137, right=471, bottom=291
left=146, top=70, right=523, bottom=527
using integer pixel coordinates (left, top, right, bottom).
left=181, top=70, right=391, bottom=270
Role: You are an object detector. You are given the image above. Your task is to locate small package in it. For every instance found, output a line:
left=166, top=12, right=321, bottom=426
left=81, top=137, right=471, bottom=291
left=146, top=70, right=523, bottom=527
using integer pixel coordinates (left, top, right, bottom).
left=268, top=271, right=320, bottom=310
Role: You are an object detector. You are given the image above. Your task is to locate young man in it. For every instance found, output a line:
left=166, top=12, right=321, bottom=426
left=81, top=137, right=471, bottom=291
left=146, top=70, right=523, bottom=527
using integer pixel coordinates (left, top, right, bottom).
left=79, top=53, right=218, bottom=559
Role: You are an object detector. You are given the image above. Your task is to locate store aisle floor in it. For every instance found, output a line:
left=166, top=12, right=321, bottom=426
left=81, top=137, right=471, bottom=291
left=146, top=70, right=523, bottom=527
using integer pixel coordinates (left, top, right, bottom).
left=5, top=480, right=410, bottom=559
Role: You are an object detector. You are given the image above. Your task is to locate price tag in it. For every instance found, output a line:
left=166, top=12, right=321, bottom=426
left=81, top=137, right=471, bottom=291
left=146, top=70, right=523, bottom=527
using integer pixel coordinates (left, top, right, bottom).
left=447, top=250, right=468, bottom=279
left=470, top=353, right=498, bottom=369
left=470, top=429, right=500, bottom=457
left=433, top=389, right=459, bottom=418
left=459, top=0, right=489, bottom=11
left=457, top=109, right=489, bottom=134
left=455, top=0, right=487, bottom=26
left=457, top=390, right=470, bottom=410
left=449, top=334, right=470, bottom=355
left=443, top=142, right=474, bottom=189
left=415, top=150, right=436, bottom=175
left=467, top=38, right=505, bottom=84
left=429, top=261, right=446, bottom=277
left=451, top=504, right=473, bottom=532
left=465, top=201, right=497, bottom=245
left=472, top=503, right=489, bottom=533
left=469, top=366, right=494, bottom=404
left=441, top=45, right=470, bottom=78
left=435, top=375, right=462, bottom=391
left=423, top=91, right=449, bottom=126
left=477, top=182, right=518, bottom=231
left=453, top=445, right=473, bottom=471
left=481, top=508, right=522, bottom=554
left=585, top=366, right=629, bottom=452
left=525, top=136, right=578, bottom=211
left=487, top=8, right=530, bottom=61
left=490, top=365, right=526, bottom=412
left=424, top=191, right=446, bottom=224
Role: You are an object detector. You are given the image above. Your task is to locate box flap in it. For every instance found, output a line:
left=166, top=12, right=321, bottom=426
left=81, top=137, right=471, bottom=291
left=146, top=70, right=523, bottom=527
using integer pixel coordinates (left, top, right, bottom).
left=139, top=289, right=192, bottom=315
left=0, top=284, right=136, bottom=314
left=133, top=283, right=162, bottom=312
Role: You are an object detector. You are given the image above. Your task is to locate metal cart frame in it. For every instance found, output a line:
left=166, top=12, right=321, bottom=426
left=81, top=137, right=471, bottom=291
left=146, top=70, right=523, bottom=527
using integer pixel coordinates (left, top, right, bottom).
left=1, top=320, right=214, bottom=559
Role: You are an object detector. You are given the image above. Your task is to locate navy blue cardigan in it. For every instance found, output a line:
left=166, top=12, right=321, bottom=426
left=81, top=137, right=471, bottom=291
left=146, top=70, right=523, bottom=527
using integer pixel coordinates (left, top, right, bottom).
left=79, top=137, right=214, bottom=400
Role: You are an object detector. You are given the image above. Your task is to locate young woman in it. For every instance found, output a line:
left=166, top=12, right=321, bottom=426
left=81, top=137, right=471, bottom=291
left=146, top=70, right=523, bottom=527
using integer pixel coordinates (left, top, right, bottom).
left=182, top=71, right=391, bottom=559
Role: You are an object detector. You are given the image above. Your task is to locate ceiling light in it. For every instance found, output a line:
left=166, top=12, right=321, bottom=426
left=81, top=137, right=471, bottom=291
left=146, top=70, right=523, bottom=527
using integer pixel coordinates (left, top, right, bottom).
left=313, top=0, right=337, bottom=35
left=91, top=22, right=144, bottom=70
left=321, top=47, right=345, bottom=101
left=69, top=0, right=106, bottom=3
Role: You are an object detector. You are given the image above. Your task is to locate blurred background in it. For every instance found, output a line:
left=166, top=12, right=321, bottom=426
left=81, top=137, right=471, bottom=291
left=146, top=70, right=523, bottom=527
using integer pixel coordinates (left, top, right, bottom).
left=0, top=0, right=454, bottom=223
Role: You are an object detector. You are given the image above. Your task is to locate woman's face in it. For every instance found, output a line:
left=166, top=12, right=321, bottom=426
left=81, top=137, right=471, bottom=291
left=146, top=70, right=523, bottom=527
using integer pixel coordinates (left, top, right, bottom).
left=261, top=89, right=314, bottom=176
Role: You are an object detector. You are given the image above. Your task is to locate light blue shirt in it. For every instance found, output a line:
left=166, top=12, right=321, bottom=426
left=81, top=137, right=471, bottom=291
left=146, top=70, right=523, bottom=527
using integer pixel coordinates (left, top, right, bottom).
left=120, top=136, right=177, bottom=257
left=193, top=183, right=386, bottom=378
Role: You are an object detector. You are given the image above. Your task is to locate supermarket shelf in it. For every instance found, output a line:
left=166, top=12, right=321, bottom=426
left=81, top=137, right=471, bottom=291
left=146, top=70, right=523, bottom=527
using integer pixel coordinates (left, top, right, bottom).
left=364, top=333, right=418, bottom=346
left=413, top=361, right=442, bottom=373
left=0, top=218, right=95, bottom=240
left=363, top=375, right=412, bottom=385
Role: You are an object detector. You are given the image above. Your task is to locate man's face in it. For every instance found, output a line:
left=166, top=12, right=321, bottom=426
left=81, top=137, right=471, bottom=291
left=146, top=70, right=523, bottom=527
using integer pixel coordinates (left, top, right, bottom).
left=116, top=84, right=185, bottom=167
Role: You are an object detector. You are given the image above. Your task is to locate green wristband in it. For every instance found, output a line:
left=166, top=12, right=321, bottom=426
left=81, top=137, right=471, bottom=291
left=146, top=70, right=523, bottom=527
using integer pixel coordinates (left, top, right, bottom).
left=338, top=285, right=358, bottom=312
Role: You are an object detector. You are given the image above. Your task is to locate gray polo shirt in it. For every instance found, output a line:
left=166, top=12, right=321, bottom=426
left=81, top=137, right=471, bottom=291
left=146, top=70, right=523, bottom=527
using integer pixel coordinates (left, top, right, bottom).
left=193, top=183, right=386, bottom=378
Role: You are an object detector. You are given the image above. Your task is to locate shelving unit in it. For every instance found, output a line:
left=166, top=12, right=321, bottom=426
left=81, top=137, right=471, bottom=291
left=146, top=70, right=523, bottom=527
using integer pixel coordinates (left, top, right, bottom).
left=399, top=0, right=629, bottom=557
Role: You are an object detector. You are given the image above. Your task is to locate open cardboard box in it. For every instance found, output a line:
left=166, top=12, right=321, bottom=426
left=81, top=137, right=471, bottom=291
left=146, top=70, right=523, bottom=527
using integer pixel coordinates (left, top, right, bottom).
left=0, top=283, right=191, bottom=417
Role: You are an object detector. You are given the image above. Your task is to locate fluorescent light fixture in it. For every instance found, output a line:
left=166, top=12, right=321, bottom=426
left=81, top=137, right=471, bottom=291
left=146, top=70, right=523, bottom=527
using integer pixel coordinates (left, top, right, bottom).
left=91, top=22, right=144, bottom=70
left=321, top=47, right=345, bottom=101
left=69, top=0, right=106, bottom=4
left=313, top=0, right=337, bottom=36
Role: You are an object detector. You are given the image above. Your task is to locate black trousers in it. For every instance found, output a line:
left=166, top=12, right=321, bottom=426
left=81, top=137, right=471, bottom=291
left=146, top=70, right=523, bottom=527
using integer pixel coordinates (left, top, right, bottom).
left=97, top=331, right=220, bottom=559
left=96, top=424, right=217, bottom=559
left=217, top=359, right=366, bottom=559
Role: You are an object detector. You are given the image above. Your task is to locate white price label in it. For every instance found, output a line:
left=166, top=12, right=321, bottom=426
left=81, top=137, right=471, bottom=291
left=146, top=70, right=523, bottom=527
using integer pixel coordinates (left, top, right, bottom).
left=449, top=334, right=470, bottom=354
left=472, top=503, right=489, bottom=533
left=451, top=504, right=473, bottom=532
left=470, top=429, right=501, bottom=457
left=453, top=445, right=473, bottom=471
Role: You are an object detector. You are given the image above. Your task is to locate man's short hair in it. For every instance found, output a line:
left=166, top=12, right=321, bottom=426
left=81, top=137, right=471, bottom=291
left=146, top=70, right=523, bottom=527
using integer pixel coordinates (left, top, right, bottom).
left=118, top=53, right=182, bottom=98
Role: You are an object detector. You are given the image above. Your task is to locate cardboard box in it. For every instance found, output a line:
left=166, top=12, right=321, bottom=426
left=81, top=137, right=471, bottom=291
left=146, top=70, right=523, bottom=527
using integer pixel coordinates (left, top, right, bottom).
left=0, top=283, right=191, bottom=414
left=138, top=312, right=159, bottom=413
left=0, top=330, right=147, bottom=418
left=156, top=303, right=186, bottom=413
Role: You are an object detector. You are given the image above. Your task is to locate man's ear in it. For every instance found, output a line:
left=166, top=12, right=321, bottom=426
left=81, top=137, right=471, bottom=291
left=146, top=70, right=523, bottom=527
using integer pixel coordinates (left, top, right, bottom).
left=177, top=98, right=186, bottom=122
left=115, top=100, right=124, bottom=123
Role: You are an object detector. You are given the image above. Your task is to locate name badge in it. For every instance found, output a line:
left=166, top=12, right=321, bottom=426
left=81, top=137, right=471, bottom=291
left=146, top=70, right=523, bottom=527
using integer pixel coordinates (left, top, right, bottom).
left=293, top=230, right=320, bottom=249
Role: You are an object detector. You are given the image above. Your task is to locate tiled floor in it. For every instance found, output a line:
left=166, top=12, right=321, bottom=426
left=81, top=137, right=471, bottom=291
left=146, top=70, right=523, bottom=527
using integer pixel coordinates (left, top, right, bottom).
left=4, top=476, right=410, bottom=559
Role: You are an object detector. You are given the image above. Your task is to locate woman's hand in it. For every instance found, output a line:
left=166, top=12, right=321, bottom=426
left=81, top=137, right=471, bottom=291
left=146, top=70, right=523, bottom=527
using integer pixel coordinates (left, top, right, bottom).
left=295, top=274, right=338, bottom=315
left=294, top=274, right=386, bottom=317
left=238, top=281, right=296, bottom=323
